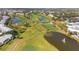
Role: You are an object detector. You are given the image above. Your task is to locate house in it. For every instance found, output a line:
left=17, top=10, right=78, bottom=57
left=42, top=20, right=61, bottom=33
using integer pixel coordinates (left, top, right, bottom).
left=0, top=19, right=7, bottom=24
left=0, top=15, right=14, bottom=46
left=0, top=15, right=9, bottom=24
left=2, top=15, right=9, bottom=20
left=66, top=17, right=79, bottom=39
left=0, top=24, right=13, bottom=33
left=66, top=17, right=79, bottom=33
left=48, top=13, right=54, bottom=17
left=16, top=12, right=24, bottom=16
left=0, top=34, right=13, bottom=46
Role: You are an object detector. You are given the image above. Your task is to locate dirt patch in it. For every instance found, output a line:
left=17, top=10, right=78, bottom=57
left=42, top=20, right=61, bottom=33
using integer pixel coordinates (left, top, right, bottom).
left=6, top=39, right=26, bottom=51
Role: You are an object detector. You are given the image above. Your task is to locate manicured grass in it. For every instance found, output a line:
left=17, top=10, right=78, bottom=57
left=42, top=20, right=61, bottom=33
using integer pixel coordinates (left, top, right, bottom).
left=22, top=44, right=38, bottom=51
left=17, top=15, right=27, bottom=20
left=20, top=24, right=58, bottom=51
left=0, top=13, right=59, bottom=51
left=5, top=24, right=58, bottom=51
left=3, top=21, right=58, bottom=51
left=42, top=23, right=58, bottom=32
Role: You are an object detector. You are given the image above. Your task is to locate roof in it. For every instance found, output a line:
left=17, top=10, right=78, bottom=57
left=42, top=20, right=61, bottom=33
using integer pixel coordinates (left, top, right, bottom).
left=0, top=16, right=13, bottom=44
left=0, top=16, right=9, bottom=24
left=68, top=27, right=79, bottom=33
left=0, top=19, right=7, bottom=24
left=2, top=16, right=9, bottom=20
left=70, top=17, right=79, bottom=22
left=0, top=34, right=12, bottom=43
left=0, top=24, right=13, bottom=33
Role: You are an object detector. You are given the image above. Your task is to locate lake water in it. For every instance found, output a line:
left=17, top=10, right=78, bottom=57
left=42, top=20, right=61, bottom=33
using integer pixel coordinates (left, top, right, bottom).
left=12, top=17, right=24, bottom=24
left=38, top=16, right=45, bottom=21
left=44, top=32, right=79, bottom=51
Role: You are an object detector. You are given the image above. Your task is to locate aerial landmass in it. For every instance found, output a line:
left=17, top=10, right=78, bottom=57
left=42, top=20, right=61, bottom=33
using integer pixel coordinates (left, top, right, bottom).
left=0, top=8, right=79, bottom=51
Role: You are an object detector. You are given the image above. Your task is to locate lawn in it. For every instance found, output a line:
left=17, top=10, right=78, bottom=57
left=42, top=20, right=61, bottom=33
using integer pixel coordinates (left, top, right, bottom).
left=4, top=24, right=58, bottom=51
left=20, top=24, right=58, bottom=51
left=0, top=12, right=59, bottom=51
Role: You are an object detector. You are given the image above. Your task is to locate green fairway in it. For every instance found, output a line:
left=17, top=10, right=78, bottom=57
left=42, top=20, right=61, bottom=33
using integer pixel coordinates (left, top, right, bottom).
left=3, top=24, right=58, bottom=51
left=0, top=12, right=58, bottom=51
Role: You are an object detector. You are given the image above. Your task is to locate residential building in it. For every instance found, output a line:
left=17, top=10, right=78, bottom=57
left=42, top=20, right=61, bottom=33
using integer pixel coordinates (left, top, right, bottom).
left=0, top=34, right=13, bottom=46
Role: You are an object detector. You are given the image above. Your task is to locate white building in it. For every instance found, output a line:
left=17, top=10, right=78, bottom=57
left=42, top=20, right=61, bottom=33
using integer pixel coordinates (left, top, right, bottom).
left=0, top=34, right=13, bottom=46
left=0, top=15, right=9, bottom=24
left=0, top=24, right=13, bottom=33
left=0, top=15, right=14, bottom=46
left=66, top=17, right=79, bottom=39
left=48, top=14, right=54, bottom=17
left=66, top=17, right=79, bottom=33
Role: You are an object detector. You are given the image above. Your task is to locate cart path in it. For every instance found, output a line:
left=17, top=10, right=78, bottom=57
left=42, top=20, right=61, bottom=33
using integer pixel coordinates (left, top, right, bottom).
left=6, top=39, right=27, bottom=51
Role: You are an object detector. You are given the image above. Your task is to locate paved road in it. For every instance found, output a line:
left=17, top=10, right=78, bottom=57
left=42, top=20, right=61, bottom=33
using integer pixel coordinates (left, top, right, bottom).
left=44, top=32, right=79, bottom=51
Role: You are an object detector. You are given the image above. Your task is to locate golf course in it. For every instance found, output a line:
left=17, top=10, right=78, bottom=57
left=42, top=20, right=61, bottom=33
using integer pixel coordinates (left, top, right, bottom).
left=0, top=12, right=58, bottom=51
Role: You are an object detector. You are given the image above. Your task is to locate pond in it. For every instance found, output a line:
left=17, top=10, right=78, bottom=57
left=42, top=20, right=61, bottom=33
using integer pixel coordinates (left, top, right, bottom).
left=38, top=16, right=45, bottom=21
left=44, top=32, right=79, bottom=51
left=12, top=17, right=24, bottom=24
